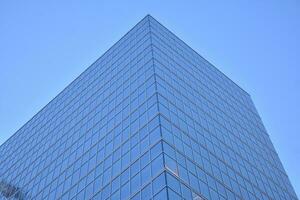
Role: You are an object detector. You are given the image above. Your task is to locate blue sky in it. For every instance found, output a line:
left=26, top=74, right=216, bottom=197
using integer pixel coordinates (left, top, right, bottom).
left=0, top=0, right=299, bottom=196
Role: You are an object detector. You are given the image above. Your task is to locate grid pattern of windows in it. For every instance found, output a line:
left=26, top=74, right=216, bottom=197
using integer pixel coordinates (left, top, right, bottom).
left=148, top=16, right=297, bottom=200
left=0, top=15, right=297, bottom=200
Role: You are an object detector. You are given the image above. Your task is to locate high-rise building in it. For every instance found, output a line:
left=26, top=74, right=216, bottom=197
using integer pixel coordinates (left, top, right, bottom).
left=0, top=15, right=297, bottom=200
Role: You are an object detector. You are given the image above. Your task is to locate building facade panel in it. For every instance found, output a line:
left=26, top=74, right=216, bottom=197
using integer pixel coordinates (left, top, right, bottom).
left=0, top=15, right=297, bottom=200
left=149, top=16, right=297, bottom=200
left=0, top=16, right=167, bottom=200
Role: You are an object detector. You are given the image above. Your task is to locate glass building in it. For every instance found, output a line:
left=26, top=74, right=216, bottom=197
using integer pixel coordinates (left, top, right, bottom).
left=0, top=15, right=297, bottom=200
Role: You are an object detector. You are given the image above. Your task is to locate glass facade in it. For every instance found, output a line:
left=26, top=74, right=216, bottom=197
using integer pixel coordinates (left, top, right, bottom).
left=0, top=15, right=297, bottom=200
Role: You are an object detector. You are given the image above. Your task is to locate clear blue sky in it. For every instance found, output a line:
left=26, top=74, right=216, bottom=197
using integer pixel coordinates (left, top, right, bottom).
left=0, top=0, right=299, bottom=197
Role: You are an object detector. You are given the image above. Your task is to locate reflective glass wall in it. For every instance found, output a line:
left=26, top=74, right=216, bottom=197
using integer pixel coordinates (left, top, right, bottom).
left=0, top=15, right=297, bottom=200
left=148, top=16, right=297, bottom=200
